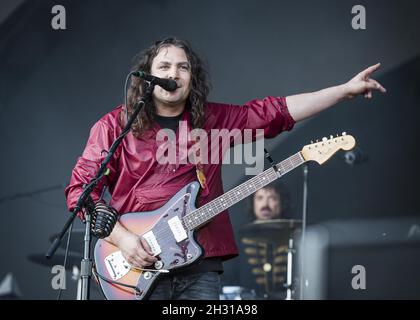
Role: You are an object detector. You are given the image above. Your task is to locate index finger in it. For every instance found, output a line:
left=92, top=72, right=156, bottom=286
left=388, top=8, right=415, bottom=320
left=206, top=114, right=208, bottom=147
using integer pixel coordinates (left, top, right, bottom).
left=360, top=63, right=381, bottom=78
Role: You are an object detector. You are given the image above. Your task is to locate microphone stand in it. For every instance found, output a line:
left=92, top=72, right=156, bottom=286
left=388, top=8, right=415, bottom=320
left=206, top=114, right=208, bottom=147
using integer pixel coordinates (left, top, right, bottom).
left=46, top=81, right=155, bottom=300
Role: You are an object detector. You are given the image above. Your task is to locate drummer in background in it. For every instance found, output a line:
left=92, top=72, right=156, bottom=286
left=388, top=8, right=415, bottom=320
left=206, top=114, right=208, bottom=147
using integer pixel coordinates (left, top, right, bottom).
left=251, top=185, right=289, bottom=221
left=239, top=184, right=292, bottom=299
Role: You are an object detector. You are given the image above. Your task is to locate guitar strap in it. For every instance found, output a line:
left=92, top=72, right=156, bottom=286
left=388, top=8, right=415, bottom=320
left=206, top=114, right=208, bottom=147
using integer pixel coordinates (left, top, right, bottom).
left=185, top=111, right=207, bottom=191
left=192, top=139, right=207, bottom=190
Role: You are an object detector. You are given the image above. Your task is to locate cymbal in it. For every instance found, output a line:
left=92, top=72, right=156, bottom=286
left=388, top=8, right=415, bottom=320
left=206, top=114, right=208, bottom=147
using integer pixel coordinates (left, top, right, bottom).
left=27, top=253, right=83, bottom=268
left=240, top=219, right=302, bottom=231
left=239, top=219, right=301, bottom=243
left=49, top=229, right=86, bottom=254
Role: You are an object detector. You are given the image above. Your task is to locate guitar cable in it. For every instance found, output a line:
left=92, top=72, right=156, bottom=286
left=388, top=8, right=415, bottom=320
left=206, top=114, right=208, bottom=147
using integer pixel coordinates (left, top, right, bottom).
left=92, top=268, right=142, bottom=295
left=92, top=264, right=170, bottom=297
left=55, top=222, right=137, bottom=300
left=84, top=189, right=170, bottom=298
left=56, top=221, right=74, bottom=300
left=90, top=187, right=147, bottom=297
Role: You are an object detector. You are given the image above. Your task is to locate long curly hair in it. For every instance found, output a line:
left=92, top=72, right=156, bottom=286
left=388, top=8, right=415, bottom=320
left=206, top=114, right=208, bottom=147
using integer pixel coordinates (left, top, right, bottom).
left=121, top=37, right=210, bottom=138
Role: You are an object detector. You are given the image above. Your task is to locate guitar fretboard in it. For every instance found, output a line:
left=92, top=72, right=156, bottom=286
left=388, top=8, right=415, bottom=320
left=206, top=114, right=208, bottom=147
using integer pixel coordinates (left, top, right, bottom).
left=183, top=152, right=305, bottom=230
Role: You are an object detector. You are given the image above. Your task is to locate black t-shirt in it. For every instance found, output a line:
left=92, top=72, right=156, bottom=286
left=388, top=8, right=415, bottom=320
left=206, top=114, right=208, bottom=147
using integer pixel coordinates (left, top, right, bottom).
left=154, top=112, right=184, bottom=133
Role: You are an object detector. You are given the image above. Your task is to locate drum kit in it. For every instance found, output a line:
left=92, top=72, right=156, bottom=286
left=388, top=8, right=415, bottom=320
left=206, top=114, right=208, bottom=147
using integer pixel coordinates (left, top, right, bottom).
left=220, top=219, right=302, bottom=300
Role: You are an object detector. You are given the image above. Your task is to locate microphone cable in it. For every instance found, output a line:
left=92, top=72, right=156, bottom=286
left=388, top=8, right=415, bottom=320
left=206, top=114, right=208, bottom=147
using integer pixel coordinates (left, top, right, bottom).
left=56, top=221, right=74, bottom=300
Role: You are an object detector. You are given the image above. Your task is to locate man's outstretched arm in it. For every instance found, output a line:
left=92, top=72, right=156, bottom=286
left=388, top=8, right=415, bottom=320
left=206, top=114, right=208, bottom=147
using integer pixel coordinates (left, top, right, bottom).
left=286, top=63, right=387, bottom=122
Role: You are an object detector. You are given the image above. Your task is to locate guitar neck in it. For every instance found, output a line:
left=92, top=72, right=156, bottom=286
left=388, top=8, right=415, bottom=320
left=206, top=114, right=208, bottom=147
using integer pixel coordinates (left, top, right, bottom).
left=183, top=152, right=306, bottom=230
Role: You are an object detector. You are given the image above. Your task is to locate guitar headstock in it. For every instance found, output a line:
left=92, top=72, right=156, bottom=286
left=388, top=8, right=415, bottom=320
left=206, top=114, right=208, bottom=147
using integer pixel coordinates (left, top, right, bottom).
left=301, top=133, right=356, bottom=165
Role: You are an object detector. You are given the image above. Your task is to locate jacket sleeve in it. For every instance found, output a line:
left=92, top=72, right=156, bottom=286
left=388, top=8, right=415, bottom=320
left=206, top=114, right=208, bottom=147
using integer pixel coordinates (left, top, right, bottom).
left=64, top=119, right=119, bottom=219
left=210, top=96, right=295, bottom=143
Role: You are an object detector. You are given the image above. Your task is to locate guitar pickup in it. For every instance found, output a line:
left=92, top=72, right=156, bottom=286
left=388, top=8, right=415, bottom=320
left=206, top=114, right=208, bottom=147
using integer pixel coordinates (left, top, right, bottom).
left=168, top=216, right=188, bottom=242
left=142, top=231, right=162, bottom=256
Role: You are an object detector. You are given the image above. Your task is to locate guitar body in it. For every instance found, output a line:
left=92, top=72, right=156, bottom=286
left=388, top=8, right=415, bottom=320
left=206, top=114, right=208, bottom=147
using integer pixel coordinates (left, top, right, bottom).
left=94, top=181, right=203, bottom=300
left=93, top=134, right=356, bottom=300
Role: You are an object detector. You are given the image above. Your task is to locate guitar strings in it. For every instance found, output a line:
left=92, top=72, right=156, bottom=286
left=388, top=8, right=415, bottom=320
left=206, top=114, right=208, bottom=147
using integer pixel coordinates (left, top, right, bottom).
left=133, top=157, right=303, bottom=247
left=145, top=153, right=304, bottom=246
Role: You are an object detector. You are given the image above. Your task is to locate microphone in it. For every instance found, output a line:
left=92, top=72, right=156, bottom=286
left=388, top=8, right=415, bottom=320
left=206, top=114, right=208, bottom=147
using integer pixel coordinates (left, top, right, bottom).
left=344, top=147, right=369, bottom=166
left=131, top=71, right=178, bottom=92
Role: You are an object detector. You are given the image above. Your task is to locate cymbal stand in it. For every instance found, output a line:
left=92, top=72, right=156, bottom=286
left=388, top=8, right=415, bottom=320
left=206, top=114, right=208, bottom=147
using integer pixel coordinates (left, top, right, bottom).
left=298, top=163, right=309, bottom=299
left=285, top=238, right=295, bottom=300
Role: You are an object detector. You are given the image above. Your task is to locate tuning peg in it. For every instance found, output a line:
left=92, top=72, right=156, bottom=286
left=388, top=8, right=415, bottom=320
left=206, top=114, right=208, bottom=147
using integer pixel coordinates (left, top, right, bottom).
left=322, top=137, right=328, bottom=142
left=342, top=132, right=347, bottom=136
left=316, top=139, right=319, bottom=143
left=330, top=135, right=334, bottom=139
left=311, top=140, right=314, bottom=144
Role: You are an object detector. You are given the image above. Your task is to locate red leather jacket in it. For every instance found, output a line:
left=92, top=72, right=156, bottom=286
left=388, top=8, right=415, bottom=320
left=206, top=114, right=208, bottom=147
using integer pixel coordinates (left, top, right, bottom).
left=65, top=97, right=295, bottom=260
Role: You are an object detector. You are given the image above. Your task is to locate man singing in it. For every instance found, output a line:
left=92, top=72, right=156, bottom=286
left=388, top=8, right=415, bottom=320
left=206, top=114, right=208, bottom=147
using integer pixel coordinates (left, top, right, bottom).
left=65, top=37, right=386, bottom=300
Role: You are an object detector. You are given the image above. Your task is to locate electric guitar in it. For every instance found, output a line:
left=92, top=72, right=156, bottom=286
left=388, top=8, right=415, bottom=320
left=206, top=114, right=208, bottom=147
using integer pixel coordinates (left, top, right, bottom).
left=93, top=133, right=356, bottom=299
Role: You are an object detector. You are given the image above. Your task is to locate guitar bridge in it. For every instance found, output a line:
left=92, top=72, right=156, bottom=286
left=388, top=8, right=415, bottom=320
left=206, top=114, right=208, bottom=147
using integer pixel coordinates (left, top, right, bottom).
left=104, top=251, right=131, bottom=281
